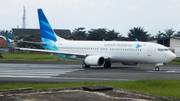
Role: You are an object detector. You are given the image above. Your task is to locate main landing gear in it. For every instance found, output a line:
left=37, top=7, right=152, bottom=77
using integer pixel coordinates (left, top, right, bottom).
left=82, top=62, right=90, bottom=68
left=104, top=61, right=111, bottom=68
left=82, top=61, right=112, bottom=68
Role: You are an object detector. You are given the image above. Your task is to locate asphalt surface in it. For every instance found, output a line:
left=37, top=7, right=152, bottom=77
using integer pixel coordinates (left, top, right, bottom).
left=0, top=61, right=180, bottom=101
left=0, top=61, right=180, bottom=84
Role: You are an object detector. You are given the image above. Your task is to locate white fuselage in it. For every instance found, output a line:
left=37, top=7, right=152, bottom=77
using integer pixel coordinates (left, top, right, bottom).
left=55, top=41, right=176, bottom=64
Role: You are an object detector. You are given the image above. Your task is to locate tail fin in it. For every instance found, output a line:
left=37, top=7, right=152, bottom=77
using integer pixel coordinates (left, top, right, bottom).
left=37, top=9, right=66, bottom=42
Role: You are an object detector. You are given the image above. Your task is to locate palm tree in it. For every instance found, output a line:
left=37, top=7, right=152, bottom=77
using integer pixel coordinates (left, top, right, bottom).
left=128, top=27, right=150, bottom=41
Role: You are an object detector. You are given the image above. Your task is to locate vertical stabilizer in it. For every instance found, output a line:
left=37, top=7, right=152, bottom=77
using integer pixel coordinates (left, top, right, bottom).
left=37, top=9, right=66, bottom=42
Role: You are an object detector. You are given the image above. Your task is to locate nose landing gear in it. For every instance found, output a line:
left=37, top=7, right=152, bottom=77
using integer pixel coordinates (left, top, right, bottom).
left=155, top=66, right=160, bottom=71
left=154, top=63, right=164, bottom=71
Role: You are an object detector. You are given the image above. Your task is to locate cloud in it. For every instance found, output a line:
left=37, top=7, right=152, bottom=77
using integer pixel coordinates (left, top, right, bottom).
left=1, top=0, right=180, bottom=36
left=166, top=4, right=180, bottom=10
left=126, top=0, right=144, bottom=12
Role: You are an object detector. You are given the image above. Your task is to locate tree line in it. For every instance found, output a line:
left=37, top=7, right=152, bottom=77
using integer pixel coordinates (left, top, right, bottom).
left=1, top=27, right=180, bottom=42
left=71, top=27, right=180, bottom=41
left=71, top=27, right=122, bottom=41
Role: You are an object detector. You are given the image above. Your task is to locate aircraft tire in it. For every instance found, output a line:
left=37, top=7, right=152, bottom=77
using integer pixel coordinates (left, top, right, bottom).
left=155, top=66, right=160, bottom=71
left=104, top=61, right=111, bottom=68
left=82, top=63, right=90, bottom=68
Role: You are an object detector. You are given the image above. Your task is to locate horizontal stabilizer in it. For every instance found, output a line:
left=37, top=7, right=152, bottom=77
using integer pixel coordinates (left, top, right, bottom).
left=20, top=41, right=46, bottom=45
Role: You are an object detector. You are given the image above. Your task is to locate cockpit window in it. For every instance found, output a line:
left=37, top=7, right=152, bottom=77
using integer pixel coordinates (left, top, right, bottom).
left=158, top=48, right=169, bottom=51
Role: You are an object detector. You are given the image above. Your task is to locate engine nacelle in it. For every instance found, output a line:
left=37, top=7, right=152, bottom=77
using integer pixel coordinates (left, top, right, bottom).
left=84, top=55, right=105, bottom=66
left=121, top=62, right=139, bottom=65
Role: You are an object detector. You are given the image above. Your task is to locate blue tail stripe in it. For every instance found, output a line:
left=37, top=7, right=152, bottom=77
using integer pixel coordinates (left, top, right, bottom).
left=40, top=29, right=57, bottom=41
left=38, top=9, right=57, bottom=42
left=40, top=20, right=53, bottom=33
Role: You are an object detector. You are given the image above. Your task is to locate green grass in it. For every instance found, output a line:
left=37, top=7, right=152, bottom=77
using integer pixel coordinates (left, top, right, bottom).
left=0, top=53, right=80, bottom=62
left=0, top=53, right=179, bottom=64
left=0, top=79, right=180, bottom=98
left=0, top=54, right=180, bottom=98
left=168, top=58, right=180, bottom=64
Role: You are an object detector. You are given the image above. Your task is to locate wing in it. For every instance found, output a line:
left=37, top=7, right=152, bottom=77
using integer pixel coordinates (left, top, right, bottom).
left=5, top=36, right=85, bottom=56
left=4, top=36, right=109, bottom=59
left=17, top=47, right=86, bottom=57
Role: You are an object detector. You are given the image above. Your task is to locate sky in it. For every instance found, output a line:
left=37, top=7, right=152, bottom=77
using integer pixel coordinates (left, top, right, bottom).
left=0, top=0, right=180, bottom=37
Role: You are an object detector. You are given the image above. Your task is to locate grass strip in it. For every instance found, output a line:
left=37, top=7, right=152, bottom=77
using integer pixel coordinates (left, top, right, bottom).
left=0, top=53, right=179, bottom=64
left=0, top=79, right=180, bottom=98
left=168, top=58, right=180, bottom=64
left=0, top=54, right=80, bottom=62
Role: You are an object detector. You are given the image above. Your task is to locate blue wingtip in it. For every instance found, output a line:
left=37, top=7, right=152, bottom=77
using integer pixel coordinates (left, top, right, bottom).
left=135, top=38, right=138, bottom=42
left=4, top=36, right=14, bottom=48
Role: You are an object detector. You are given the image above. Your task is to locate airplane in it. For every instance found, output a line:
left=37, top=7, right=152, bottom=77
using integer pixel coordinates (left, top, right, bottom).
left=5, top=8, right=176, bottom=71
left=0, top=36, right=14, bottom=42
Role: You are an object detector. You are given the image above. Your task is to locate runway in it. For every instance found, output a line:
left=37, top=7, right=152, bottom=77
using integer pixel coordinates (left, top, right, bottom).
left=0, top=64, right=83, bottom=78
left=0, top=62, right=180, bottom=84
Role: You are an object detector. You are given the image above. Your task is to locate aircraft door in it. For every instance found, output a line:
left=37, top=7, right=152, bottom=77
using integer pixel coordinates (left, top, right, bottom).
left=165, top=52, right=167, bottom=58
left=147, top=47, right=152, bottom=56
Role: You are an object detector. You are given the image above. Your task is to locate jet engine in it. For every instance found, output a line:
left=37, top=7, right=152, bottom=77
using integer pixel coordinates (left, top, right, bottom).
left=121, top=62, right=139, bottom=65
left=84, top=55, right=105, bottom=66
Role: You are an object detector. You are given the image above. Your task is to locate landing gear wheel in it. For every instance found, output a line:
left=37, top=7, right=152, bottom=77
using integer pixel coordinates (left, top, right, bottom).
left=104, top=61, right=111, bottom=68
left=155, top=66, right=160, bottom=71
left=82, top=63, right=90, bottom=68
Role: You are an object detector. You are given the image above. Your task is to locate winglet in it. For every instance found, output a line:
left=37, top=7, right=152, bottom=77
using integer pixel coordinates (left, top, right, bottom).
left=135, top=38, right=138, bottom=42
left=5, top=36, right=15, bottom=48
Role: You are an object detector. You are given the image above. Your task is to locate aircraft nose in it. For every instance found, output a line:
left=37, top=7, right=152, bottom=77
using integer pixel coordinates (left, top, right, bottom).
left=167, top=52, right=176, bottom=61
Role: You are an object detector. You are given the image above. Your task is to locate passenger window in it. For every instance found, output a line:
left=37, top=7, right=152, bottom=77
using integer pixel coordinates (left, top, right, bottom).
left=164, top=49, right=169, bottom=51
left=158, top=48, right=166, bottom=52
